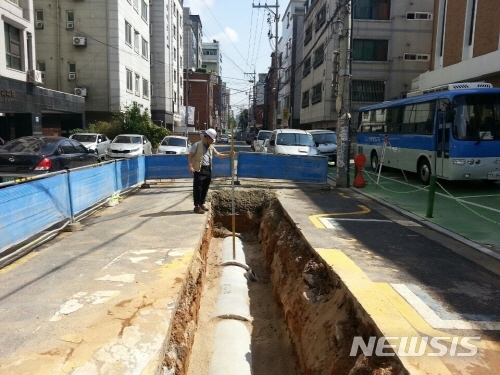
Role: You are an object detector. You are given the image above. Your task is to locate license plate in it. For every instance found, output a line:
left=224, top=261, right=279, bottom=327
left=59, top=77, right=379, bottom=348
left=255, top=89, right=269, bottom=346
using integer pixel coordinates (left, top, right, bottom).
left=487, top=171, right=500, bottom=180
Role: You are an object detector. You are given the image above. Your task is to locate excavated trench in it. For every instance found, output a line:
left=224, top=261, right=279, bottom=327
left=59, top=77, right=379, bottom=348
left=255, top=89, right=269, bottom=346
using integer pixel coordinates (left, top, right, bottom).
left=162, top=188, right=407, bottom=375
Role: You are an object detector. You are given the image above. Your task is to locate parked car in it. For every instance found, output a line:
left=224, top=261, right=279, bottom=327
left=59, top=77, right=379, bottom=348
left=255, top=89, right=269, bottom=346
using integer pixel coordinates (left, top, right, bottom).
left=69, top=133, right=110, bottom=160
left=157, top=136, right=191, bottom=154
left=219, top=134, right=229, bottom=143
left=0, top=136, right=99, bottom=183
left=266, top=129, right=319, bottom=156
left=107, top=134, right=152, bottom=158
left=262, top=139, right=270, bottom=154
left=307, top=130, right=337, bottom=163
left=246, top=131, right=257, bottom=146
left=253, top=130, right=272, bottom=153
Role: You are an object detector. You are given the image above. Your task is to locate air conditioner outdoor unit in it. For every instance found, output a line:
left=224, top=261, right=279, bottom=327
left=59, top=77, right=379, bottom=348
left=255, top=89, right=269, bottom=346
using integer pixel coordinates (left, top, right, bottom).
left=68, top=73, right=76, bottom=80
left=27, top=70, right=43, bottom=85
left=73, top=36, right=86, bottom=46
left=67, top=21, right=74, bottom=29
left=35, top=21, right=44, bottom=29
left=74, top=87, right=87, bottom=97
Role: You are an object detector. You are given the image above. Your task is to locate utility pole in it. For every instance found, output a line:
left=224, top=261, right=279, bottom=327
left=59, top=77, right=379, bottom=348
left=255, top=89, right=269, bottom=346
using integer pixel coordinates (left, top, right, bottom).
left=253, top=1, right=279, bottom=130
left=336, top=1, right=352, bottom=188
left=244, top=71, right=257, bottom=129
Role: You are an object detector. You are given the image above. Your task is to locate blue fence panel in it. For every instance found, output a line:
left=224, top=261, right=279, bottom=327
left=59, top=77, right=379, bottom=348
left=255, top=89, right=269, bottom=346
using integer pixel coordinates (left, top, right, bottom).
left=237, top=152, right=328, bottom=183
left=213, top=157, right=231, bottom=178
left=115, top=157, right=146, bottom=190
left=145, top=155, right=232, bottom=179
left=146, top=155, right=191, bottom=179
left=0, top=174, right=71, bottom=254
left=69, top=163, right=117, bottom=215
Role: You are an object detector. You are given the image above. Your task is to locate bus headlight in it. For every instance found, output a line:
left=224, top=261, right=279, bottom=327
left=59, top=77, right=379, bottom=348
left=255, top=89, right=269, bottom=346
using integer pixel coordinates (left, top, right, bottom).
left=453, top=159, right=466, bottom=165
left=467, top=159, right=475, bottom=165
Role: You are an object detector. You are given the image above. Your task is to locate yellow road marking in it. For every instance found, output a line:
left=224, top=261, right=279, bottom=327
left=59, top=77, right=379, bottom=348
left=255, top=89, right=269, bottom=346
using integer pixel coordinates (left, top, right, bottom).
left=309, top=204, right=370, bottom=228
left=0, top=252, right=39, bottom=274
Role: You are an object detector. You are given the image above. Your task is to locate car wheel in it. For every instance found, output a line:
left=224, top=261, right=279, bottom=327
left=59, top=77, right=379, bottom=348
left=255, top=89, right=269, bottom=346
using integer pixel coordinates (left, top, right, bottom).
left=370, top=152, right=379, bottom=172
left=418, top=158, right=431, bottom=185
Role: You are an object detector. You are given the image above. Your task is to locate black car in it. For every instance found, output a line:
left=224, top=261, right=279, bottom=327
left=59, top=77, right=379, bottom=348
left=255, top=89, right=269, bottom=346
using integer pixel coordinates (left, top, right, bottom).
left=0, top=136, right=99, bottom=183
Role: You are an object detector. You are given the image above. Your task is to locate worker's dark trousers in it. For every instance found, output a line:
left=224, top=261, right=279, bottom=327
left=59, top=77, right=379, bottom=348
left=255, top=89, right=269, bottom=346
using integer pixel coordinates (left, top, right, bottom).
left=193, top=166, right=212, bottom=207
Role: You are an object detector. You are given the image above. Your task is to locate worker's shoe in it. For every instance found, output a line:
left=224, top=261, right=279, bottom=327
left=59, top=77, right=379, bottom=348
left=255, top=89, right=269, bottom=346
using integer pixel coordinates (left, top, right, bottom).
left=201, top=204, right=209, bottom=211
left=193, top=206, right=205, bottom=214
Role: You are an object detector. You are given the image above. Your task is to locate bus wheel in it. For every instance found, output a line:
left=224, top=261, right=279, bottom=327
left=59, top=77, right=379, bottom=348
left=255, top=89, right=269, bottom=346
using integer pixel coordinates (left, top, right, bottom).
left=418, top=159, right=431, bottom=185
left=370, top=152, right=379, bottom=172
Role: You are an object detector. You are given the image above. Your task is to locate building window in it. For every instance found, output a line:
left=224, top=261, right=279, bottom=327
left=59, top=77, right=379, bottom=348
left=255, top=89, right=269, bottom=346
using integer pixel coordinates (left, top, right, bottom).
left=403, top=53, right=429, bottom=61
left=133, top=0, right=139, bottom=12
left=353, top=39, right=388, bottom=61
left=142, top=78, right=149, bottom=98
left=126, top=69, right=133, bottom=91
left=302, top=56, right=311, bottom=77
left=301, top=91, right=310, bottom=108
left=37, top=61, right=46, bottom=80
left=68, top=62, right=76, bottom=80
left=354, top=0, right=391, bottom=20
left=406, top=12, right=432, bottom=20
left=4, top=24, right=21, bottom=70
left=315, top=5, right=326, bottom=31
left=311, top=83, right=322, bottom=104
left=352, top=80, right=385, bottom=102
left=173, top=25, right=177, bottom=39
left=173, top=47, right=177, bottom=60
left=35, top=10, right=44, bottom=29
left=135, top=74, right=140, bottom=96
left=142, top=38, right=148, bottom=58
left=125, top=21, right=132, bottom=45
left=66, top=11, right=74, bottom=29
left=304, top=24, right=312, bottom=45
left=173, top=70, right=177, bottom=83
left=134, top=30, right=139, bottom=52
left=313, top=44, right=324, bottom=68
left=141, top=1, right=148, bottom=22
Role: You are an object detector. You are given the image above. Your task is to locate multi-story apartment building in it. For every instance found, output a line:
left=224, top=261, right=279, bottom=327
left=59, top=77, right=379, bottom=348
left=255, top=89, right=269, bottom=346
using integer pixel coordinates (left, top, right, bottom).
left=35, top=0, right=152, bottom=126
left=277, top=1, right=305, bottom=129
left=183, top=9, right=202, bottom=70
left=411, top=0, right=500, bottom=91
left=299, top=0, right=434, bottom=131
left=201, top=41, right=222, bottom=76
left=1, top=0, right=85, bottom=140
left=151, top=0, right=184, bottom=130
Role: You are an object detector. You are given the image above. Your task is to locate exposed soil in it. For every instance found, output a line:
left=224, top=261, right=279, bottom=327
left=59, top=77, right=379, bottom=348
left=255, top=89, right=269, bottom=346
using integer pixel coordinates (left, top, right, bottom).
left=163, top=188, right=407, bottom=375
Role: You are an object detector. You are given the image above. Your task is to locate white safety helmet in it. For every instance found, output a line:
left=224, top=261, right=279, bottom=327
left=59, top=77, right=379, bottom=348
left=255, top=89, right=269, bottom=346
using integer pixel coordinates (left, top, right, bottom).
left=205, top=128, right=217, bottom=141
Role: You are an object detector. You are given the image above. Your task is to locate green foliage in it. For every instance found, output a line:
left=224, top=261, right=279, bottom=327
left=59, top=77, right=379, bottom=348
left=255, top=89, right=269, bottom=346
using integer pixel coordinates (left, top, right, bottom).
left=88, top=121, right=123, bottom=140
left=81, top=102, right=169, bottom=149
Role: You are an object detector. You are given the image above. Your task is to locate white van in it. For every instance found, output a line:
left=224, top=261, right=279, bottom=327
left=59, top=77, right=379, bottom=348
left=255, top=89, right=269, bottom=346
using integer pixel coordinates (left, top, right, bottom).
left=266, top=129, right=319, bottom=156
left=307, top=130, right=337, bottom=162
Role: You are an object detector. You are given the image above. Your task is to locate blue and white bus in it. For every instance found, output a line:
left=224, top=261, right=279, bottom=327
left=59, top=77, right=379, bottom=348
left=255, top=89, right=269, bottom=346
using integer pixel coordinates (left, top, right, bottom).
left=356, top=84, right=500, bottom=184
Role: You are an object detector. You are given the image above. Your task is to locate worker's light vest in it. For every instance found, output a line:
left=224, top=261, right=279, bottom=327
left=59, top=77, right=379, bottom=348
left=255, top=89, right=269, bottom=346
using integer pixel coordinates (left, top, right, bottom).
left=192, top=141, right=213, bottom=172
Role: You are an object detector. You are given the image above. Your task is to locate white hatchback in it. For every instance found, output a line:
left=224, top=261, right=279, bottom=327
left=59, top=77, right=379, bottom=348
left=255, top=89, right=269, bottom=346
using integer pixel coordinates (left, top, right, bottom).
left=157, top=136, right=191, bottom=154
left=107, top=134, right=152, bottom=158
left=266, top=129, right=319, bottom=156
left=70, top=133, right=110, bottom=160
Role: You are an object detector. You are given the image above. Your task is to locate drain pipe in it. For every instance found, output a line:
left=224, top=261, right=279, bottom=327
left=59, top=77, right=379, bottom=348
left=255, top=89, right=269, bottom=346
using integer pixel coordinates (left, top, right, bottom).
left=209, top=236, right=255, bottom=375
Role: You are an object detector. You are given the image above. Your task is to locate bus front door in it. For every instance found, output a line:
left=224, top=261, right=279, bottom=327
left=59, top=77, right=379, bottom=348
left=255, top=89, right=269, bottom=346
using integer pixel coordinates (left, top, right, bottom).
left=436, top=111, right=451, bottom=178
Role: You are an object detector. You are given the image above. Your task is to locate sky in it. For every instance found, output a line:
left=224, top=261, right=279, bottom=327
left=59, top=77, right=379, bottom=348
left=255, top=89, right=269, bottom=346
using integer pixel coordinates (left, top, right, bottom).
left=183, top=0, right=278, bottom=117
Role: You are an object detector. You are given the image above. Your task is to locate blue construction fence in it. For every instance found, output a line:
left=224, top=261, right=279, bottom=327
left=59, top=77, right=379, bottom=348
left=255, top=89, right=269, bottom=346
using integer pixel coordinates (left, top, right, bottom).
left=0, top=153, right=327, bottom=255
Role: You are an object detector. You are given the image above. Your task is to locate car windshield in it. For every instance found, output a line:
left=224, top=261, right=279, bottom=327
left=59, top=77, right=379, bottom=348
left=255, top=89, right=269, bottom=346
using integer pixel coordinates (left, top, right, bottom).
left=71, top=134, right=97, bottom=143
left=114, top=136, right=142, bottom=144
left=312, top=133, right=337, bottom=144
left=277, top=133, right=315, bottom=147
left=258, top=132, right=271, bottom=140
left=0, top=138, right=57, bottom=154
left=161, top=137, right=186, bottom=146
left=453, top=94, right=500, bottom=141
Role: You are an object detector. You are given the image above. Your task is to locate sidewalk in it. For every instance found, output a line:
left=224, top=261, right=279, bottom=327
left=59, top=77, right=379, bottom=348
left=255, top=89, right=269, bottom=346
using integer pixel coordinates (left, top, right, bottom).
left=0, top=177, right=499, bottom=374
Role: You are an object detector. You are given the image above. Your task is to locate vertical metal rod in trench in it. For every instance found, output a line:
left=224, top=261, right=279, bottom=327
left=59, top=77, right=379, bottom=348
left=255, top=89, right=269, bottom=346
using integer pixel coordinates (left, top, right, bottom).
left=231, top=126, right=236, bottom=259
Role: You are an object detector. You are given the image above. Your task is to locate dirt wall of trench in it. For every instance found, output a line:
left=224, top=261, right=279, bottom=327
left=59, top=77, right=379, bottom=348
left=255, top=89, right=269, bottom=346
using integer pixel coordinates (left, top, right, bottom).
left=259, top=199, right=408, bottom=375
